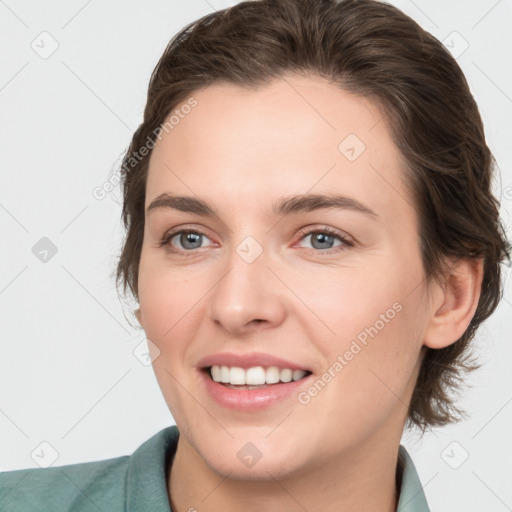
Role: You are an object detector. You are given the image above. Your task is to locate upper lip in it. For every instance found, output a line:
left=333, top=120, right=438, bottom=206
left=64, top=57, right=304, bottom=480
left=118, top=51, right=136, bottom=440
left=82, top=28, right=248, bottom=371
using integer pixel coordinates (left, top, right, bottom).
left=197, top=351, right=311, bottom=372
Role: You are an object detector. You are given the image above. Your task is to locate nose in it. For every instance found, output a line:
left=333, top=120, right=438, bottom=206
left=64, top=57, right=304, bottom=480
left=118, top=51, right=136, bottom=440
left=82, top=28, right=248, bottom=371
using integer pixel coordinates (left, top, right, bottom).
left=207, top=244, right=287, bottom=336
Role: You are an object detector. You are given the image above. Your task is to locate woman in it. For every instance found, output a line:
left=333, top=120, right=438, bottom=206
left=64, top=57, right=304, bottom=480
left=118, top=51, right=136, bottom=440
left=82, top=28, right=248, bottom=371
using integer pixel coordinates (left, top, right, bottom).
left=1, top=0, right=509, bottom=510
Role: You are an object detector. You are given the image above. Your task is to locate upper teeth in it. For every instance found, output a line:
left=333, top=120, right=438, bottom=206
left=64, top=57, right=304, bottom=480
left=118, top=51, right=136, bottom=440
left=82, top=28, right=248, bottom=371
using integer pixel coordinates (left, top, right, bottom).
left=210, top=365, right=308, bottom=385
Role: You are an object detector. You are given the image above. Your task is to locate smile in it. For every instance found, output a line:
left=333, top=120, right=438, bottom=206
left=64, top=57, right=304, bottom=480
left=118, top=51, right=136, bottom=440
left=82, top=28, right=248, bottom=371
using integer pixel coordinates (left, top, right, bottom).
left=210, top=365, right=310, bottom=388
left=200, top=365, right=313, bottom=411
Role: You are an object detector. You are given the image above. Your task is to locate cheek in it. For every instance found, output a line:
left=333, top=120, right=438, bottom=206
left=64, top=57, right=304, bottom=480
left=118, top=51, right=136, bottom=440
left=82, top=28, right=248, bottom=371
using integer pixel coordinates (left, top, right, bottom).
left=137, top=261, right=202, bottom=421
left=307, top=261, right=425, bottom=400
left=137, top=258, right=204, bottom=342
left=298, top=264, right=404, bottom=341
left=330, top=286, right=425, bottom=413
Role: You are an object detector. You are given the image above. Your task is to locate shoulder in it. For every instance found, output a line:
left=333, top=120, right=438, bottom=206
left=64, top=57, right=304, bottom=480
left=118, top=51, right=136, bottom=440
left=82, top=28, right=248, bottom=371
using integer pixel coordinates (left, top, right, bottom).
left=0, top=454, right=130, bottom=512
left=0, top=425, right=179, bottom=512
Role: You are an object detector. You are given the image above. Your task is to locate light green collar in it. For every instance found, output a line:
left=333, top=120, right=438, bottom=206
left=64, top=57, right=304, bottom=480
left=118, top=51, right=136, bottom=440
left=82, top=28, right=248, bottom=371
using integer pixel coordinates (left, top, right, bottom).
left=396, top=444, right=431, bottom=511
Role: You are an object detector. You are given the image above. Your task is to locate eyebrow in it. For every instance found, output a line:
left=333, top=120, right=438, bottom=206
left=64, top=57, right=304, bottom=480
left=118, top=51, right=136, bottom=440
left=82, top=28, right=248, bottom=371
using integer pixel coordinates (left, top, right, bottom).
left=146, top=192, right=378, bottom=218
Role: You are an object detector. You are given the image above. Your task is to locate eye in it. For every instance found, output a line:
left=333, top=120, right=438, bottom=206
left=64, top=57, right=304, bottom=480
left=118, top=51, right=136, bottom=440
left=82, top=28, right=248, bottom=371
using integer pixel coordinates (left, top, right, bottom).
left=295, top=226, right=353, bottom=254
left=158, top=225, right=353, bottom=256
left=159, top=228, right=215, bottom=254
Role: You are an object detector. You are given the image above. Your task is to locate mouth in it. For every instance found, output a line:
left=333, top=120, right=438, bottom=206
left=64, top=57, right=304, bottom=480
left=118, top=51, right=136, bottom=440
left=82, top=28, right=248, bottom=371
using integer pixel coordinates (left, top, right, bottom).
left=202, top=365, right=313, bottom=390
left=197, top=353, right=315, bottom=411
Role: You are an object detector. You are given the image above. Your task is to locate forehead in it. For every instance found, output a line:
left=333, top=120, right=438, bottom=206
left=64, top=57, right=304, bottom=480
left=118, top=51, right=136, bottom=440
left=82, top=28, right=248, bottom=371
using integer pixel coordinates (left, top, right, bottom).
left=146, top=74, right=414, bottom=224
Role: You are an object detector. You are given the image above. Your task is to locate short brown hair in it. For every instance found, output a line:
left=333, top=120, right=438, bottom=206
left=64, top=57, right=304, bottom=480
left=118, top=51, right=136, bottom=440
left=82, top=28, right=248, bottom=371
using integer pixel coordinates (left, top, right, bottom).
left=115, top=0, right=511, bottom=431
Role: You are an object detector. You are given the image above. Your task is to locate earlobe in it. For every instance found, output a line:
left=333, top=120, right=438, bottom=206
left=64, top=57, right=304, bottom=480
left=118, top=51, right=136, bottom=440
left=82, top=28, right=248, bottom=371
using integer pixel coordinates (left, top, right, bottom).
left=423, top=258, right=484, bottom=350
left=135, top=307, right=143, bottom=327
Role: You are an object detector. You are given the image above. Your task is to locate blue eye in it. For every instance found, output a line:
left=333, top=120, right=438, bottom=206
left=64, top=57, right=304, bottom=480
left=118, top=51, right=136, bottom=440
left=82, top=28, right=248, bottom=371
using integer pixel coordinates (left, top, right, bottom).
left=295, top=227, right=353, bottom=254
left=159, top=230, right=214, bottom=252
left=159, top=226, right=353, bottom=256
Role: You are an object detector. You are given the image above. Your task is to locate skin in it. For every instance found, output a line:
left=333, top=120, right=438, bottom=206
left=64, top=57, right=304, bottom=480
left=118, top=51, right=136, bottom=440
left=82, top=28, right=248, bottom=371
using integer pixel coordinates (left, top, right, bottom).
left=135, top=73, right=483, bottom=512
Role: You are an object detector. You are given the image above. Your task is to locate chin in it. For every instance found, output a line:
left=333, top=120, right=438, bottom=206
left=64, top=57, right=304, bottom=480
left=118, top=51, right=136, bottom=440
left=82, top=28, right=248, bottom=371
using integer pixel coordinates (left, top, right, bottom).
left=192, top=433, right=309, bottom=481
left=206, top=451, right=304, bottom=481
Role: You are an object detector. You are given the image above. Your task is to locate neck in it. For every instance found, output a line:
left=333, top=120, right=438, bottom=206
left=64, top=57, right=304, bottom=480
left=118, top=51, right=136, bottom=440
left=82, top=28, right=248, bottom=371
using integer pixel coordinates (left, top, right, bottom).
left=168, top=429, right=402, bottom=512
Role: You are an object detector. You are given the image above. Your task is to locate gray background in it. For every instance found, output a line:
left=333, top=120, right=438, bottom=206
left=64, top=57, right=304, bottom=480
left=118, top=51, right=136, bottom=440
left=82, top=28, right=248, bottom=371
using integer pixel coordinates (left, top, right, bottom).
left=1, top=1, right=511, bottom=511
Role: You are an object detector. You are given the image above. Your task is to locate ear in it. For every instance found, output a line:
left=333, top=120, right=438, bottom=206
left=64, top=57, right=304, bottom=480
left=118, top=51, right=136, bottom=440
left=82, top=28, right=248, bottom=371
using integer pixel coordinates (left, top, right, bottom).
left=423, top=258, right=484, bottom=349
left=134, top=307, right=143, bottom=328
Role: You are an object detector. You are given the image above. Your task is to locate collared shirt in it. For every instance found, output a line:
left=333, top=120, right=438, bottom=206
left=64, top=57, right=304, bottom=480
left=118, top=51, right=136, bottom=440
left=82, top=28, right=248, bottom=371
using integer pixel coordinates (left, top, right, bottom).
left=0, top=425, right=430, bottom=511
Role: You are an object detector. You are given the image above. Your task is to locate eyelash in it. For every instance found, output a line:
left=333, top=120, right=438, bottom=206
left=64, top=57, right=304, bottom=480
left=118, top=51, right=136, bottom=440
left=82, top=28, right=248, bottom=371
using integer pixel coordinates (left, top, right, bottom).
left=158, top=225, right=354, bottom=257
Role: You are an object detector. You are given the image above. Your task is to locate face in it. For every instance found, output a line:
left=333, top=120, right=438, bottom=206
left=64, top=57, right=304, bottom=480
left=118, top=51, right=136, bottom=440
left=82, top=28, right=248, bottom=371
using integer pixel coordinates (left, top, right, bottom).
left=136, top=73, right=431, bottom=480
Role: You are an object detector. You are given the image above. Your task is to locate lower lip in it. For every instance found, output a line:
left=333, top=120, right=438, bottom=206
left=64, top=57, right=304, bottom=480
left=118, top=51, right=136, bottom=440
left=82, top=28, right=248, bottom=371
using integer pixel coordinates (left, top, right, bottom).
left=200, top=369, right=312, bottom=411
